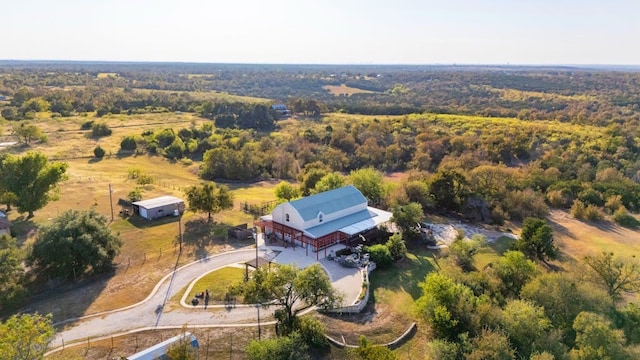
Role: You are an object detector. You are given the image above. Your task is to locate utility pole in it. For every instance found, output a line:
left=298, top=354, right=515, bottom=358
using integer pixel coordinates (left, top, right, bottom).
left=109, top=184, right=114, bottom=221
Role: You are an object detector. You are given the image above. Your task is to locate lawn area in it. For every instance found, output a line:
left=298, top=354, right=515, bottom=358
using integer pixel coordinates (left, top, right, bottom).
left=320, top=243, right=440, bottom=357
left=474, top=235, right=515, bottom=270
left=172, top=266, right=246, bottom=304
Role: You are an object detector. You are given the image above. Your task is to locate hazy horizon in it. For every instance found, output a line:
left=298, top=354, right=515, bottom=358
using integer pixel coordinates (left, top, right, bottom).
left=2, top=0, right=639, bottom=66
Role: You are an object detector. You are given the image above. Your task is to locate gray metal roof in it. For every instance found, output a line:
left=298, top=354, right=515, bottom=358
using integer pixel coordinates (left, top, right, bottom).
left=288, top=185, right=366, bottom=221
left=132, top=196, right=183, bottom=209
left=304, top=207, right=392, bottom=238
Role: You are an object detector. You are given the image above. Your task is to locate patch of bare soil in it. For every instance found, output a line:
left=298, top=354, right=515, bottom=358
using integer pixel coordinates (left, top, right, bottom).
left=319, top=302, right=413, bottom=346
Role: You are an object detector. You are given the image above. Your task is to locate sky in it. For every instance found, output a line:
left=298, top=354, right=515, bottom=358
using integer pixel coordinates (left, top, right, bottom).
left=1, top=0, right=639, bottom=65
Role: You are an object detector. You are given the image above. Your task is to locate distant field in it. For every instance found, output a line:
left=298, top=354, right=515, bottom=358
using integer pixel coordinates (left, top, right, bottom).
left=96, top=72, right=118, bottom=79
left=323, top=83, right=379, bottom=96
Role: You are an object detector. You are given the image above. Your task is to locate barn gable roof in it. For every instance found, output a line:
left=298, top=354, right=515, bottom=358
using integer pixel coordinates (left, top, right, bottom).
left=288, top=185, right=366, bottom=221
left=132, top=196, right=183, bottom=209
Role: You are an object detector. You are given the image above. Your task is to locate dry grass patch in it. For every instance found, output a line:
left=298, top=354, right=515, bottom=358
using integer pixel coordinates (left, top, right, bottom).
left=323, top=84, right=379, bottom=96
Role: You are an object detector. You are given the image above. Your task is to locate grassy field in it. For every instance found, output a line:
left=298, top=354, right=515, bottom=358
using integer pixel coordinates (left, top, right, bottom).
left=172, top=266, right=246, bottom=304
left=323, top=83, right=379, bottom=96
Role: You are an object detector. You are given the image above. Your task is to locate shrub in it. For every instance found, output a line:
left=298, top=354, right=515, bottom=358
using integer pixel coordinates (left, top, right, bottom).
left=93, top=145, right=106, bottom=158
left=128, top=188, right=143, bottom=202
left=571, top=200, right=605, bottom=221
left=385, top=233, right=407, bottom=260
left=365, top=244, right=393, bottom=268
left=91, top=122, right=112, bottom=137
left=297, top=316, right=329, bottom=349
left=335, top=247, right=352, bottom=257
left=120, top=136, right=138, bottom=151
left=612, top=208, right=640, bottom=229
left=80, top=120, right=94, bottom=130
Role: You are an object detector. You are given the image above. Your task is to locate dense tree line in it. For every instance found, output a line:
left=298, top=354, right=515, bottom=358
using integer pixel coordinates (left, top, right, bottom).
left=3, top=63, right=640, bottom=127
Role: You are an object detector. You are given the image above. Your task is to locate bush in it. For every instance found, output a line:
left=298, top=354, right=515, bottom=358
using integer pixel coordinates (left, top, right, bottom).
left=80, top=120, right=94, bottom=130
left=335, top=247, right=352, bottom=257
left=120, top=136, right=138, bottom=151
left=91, top=122, right=112, bottom=137
left=612, top=208, right=640, bottom=229
left=93, top=145, right=106, bottom=158
left=571, top=200, right=605, bottom=221
left=365, top=244, right=393, bottom=268
left=297, top=316, right=329, bottom=349
left=128, top=188, right=143, bottom=202
left=385, top=233, right=407, bottom=260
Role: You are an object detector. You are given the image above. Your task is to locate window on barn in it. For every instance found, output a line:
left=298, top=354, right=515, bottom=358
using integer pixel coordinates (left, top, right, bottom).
left=286, top=213, right=290, bottom=222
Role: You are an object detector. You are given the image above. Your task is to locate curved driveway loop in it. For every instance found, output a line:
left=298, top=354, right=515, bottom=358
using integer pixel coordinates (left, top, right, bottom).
left=50, top=240, right=363, bottom=349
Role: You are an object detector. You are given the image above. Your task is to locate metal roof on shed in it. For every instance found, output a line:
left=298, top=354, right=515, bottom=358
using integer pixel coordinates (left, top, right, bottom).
left=132, top=196, right=183, bottom=209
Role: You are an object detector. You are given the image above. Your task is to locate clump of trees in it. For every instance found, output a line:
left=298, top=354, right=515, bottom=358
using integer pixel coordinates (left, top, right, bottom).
left=29, top=209, right=123, bottom=281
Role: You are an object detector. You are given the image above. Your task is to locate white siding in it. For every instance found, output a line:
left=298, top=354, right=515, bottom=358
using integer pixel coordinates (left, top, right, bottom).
left=140, top=208, right=148, bottom=219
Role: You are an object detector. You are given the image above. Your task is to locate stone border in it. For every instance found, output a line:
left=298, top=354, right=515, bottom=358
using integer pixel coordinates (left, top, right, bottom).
left=325, top=323, right=417, bottom=349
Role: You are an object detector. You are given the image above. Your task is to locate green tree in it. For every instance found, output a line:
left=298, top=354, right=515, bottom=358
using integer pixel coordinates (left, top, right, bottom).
left=416, top=272, right=482, bottom=340
left=29, top=209, right=123, bottom=280
left=500, top=299, right=551, bottom=359
left=239, top=264, right=340, bottom=335
left=313, top=172, right=346, bottom=194
left=466, top=329, right=515, bottom=360
left=428, top=170, right=469, bottom=211
left=385, top=233, right=407, bottom=260
left=0, top=235, right=26, bottom=312
left=184, top=182, right=233, bottom=221
left=0, top=152, right=68, bottom=218
left=583, top=252, right=640, bottom=300
left=348, top=336, right=398, bottom=360
left=297, top=162, right=330, bottom=196
left=245, top=332, right=309, bottom=360
left=13, top=124, right=46, bottom=145
left=492, top=250, right=538, bottom=298
left=514, top=217, right=557, bottom=261
left=349, top=167, right=385, bottom=205
left=449, top=234, right=486, bottom=272
left=274, top=181, right=299, bottom=202
left=0, top=313, right=55, bottom=360
left=521, top=273, right=613, bottom=342
left=391, top=202, right=423, bottom=240
left=569, top=312, right=630, bottom=360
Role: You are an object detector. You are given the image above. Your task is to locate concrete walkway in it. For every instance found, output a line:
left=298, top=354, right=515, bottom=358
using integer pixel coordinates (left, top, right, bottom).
left=48, top=235, right=363, bottom=350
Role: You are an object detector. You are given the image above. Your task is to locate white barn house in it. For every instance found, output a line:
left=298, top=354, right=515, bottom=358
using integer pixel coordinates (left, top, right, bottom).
left=258, top=185, right=392, bottom=253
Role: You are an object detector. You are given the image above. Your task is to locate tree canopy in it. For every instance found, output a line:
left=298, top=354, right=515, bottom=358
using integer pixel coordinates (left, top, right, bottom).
left=0, top=313, right=55, bottom=360
left=29, top=209, right=123, bottom=281
left=0, top=152, right=68, bottom=218
left=583, top=252, right=640, bottom=300
left=184, top=182, right=234, bottom=221
left=514, top=217, right=557, bottom=261
left=0, top=234, right=26, bottom=312
left=235, top=264, right=340, bottom=336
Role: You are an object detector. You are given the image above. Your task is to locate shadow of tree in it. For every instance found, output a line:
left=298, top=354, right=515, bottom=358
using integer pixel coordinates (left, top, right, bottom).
left=182, top=219, right=252, bottom=260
